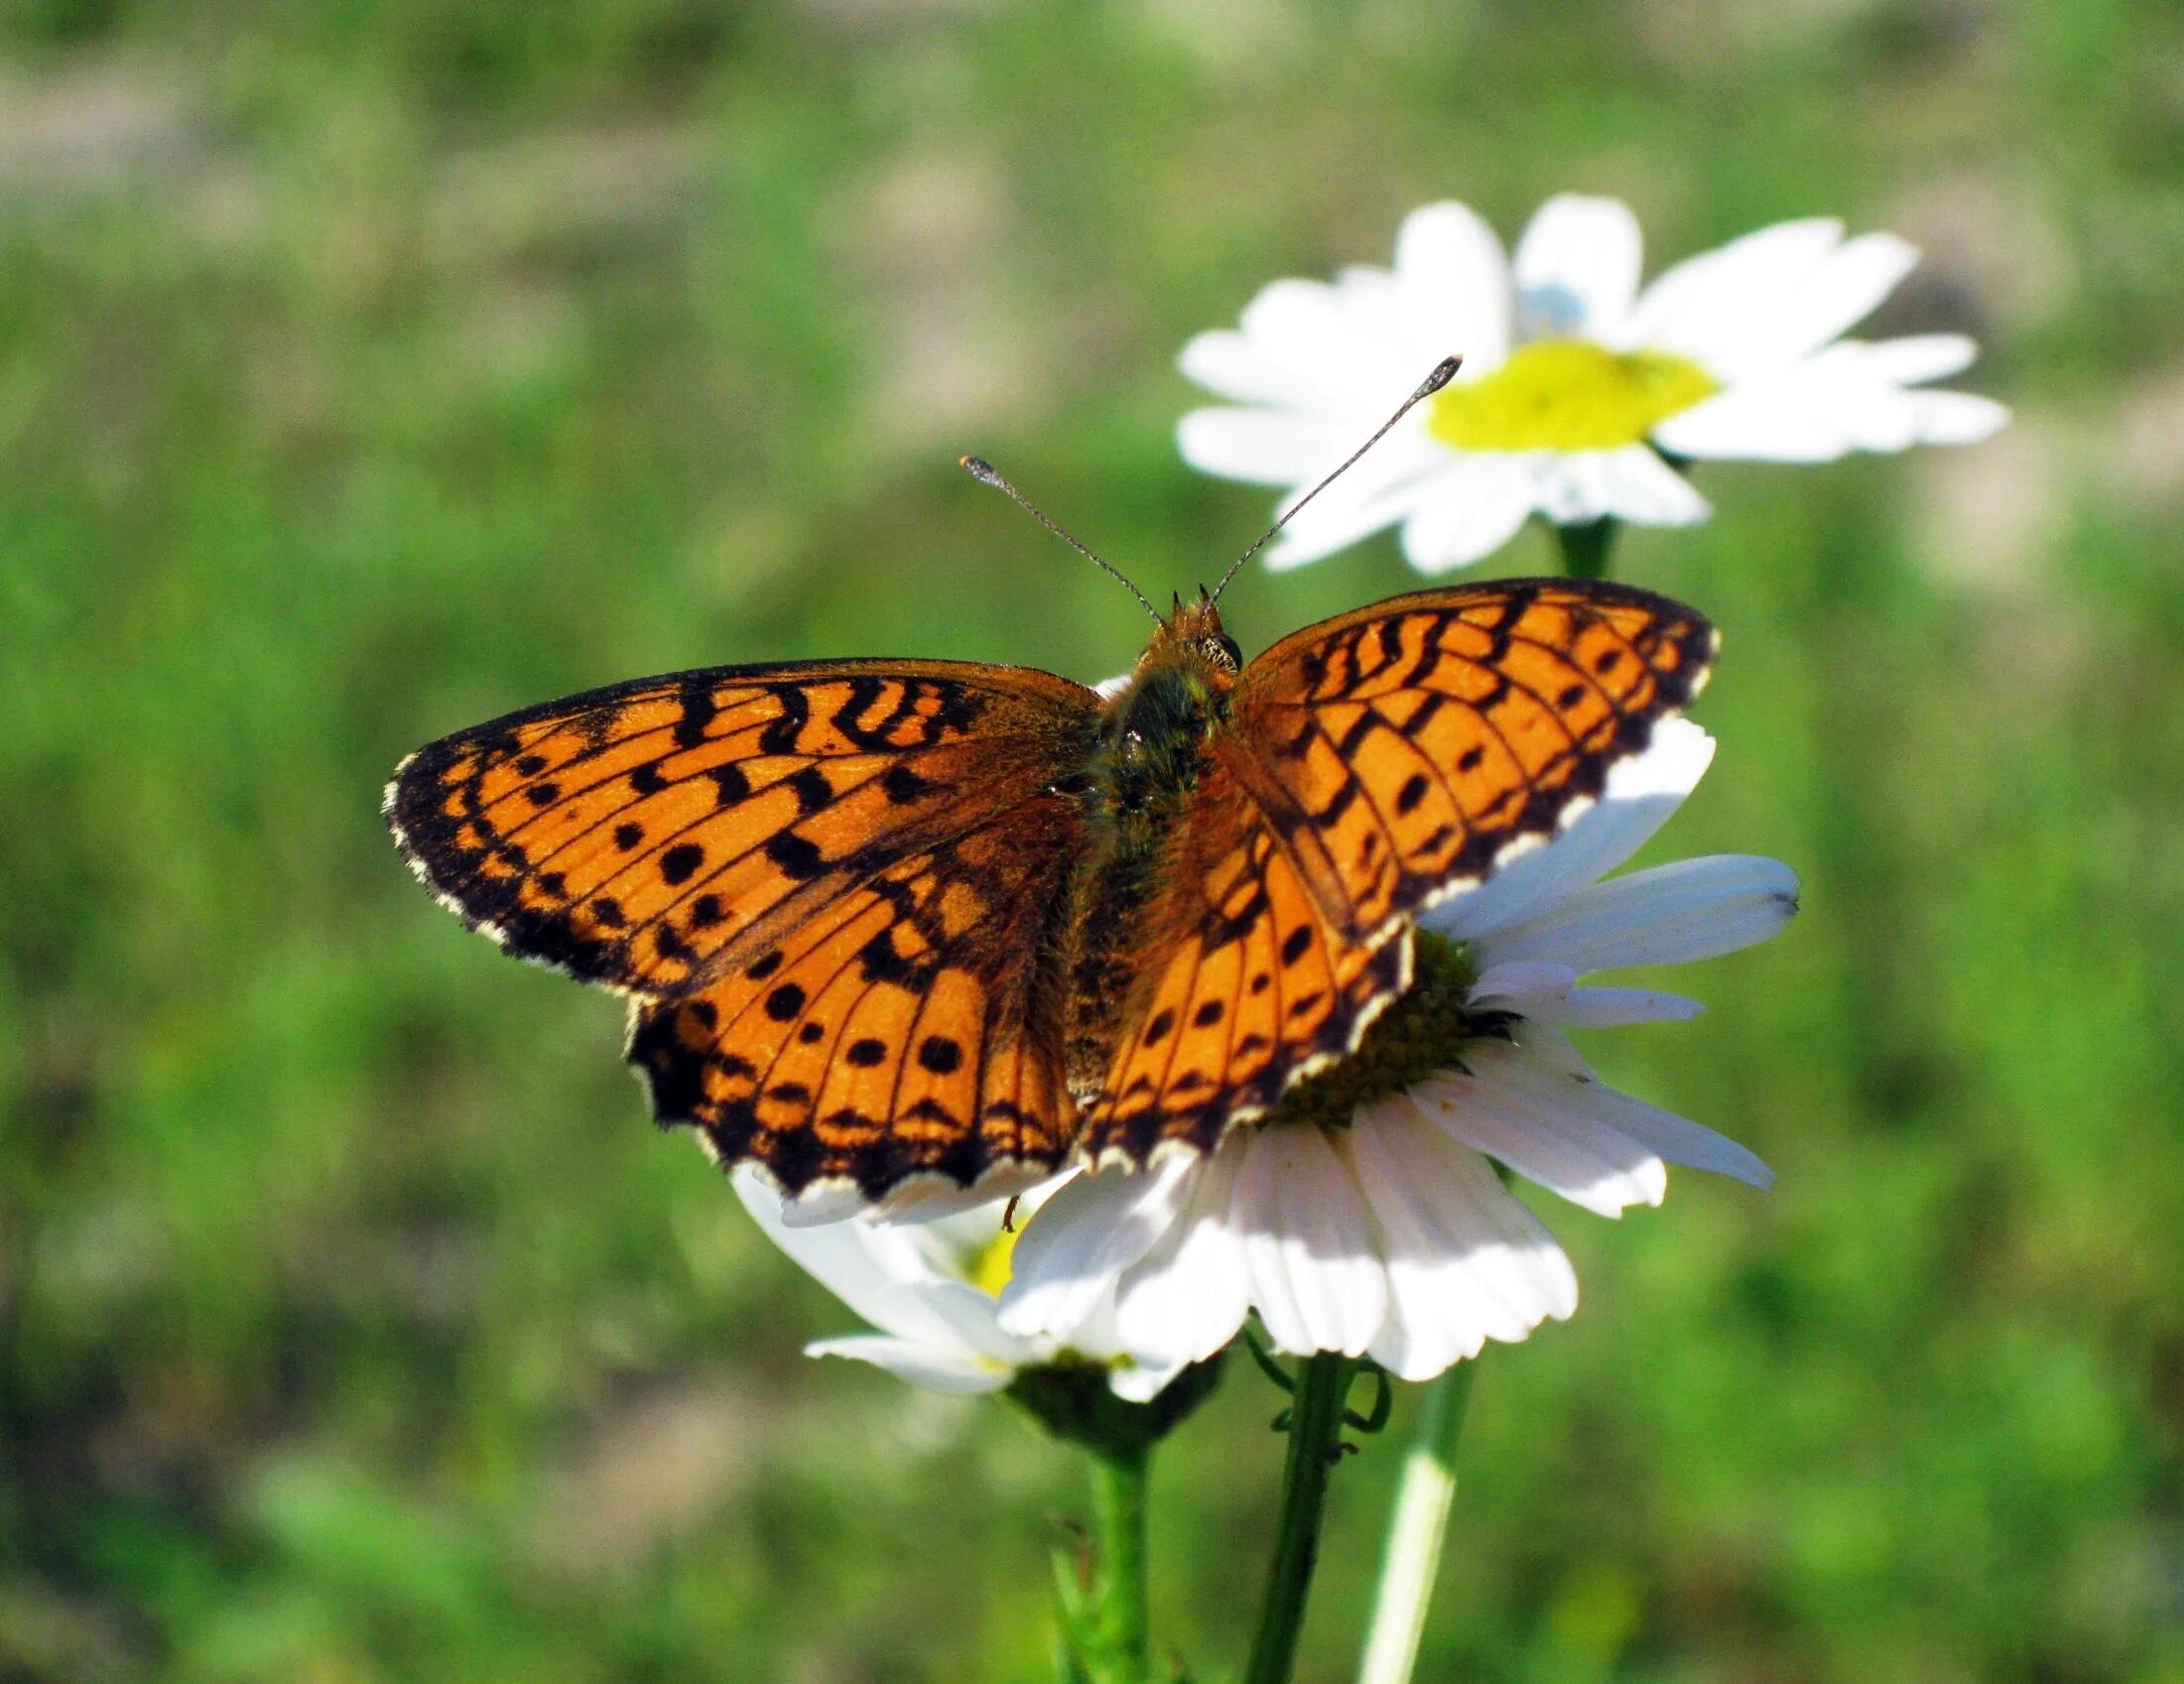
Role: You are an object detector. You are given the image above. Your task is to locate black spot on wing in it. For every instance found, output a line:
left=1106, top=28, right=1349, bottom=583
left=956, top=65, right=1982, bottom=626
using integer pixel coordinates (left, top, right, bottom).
left=765, top=831, right=825, bottom=878
left=785, top=766, right=833, bottom=816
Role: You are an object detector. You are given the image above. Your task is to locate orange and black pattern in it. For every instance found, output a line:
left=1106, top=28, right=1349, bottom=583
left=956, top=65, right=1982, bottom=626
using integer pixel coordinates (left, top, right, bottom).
left=389, top=577, right=1715, bottom=1201
left=388, top=660, right=1096, bottom=993
left=389, top=660, right=1099, bottom=1196
left=1227, top=580, right=1716, bottom=943
left=628, top=798, right=1084, bottom=1196
left=1078, top=757, right=1412, bottom=1168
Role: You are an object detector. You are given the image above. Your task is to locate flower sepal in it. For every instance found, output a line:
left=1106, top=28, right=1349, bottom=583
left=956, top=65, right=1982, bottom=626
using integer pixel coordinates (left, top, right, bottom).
left=1007, top=1352, right=1226, bottom=1464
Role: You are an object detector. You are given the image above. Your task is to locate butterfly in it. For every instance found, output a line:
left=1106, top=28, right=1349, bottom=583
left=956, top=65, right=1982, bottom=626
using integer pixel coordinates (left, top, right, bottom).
left=386, top=575, right=1715, bottom=1210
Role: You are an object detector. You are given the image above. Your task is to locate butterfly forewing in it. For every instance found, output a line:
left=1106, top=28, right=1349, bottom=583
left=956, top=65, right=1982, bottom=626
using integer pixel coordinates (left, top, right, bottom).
left=1226, top=579, right=1716, bottom=943
left=387, top=660, right=1098, bottom=996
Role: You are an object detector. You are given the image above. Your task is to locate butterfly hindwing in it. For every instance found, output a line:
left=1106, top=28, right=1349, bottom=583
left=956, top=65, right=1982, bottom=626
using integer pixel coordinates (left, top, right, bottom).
left=1078, top=760, right=1411, bottom=1168
left=1225, top=579, right=1716, bottom=944
left=629, top=798, right=1085, bottom=1198
left=387, top=660, right=1099, bottom=996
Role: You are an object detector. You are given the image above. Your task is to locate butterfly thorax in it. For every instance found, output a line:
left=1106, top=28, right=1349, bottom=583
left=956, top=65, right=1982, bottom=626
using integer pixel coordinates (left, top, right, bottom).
left=1062, top=596, right=1242, bottom=1105
left=1092, top=597, right=1240, bottom=815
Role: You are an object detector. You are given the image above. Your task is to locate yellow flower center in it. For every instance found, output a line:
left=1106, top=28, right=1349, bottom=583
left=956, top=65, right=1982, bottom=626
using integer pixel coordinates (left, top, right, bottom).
left=1426, top=339, right=1718, bottom=453
left=965, top=1223, right=1021, bottom=1298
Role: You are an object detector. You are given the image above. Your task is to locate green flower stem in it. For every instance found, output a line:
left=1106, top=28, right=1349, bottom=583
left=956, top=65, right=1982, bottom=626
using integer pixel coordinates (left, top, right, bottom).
left=1355, top=1363, right=1478, bottom=1684
left=1554, top=517, right=1618, bottom=580
left=1072, top=1444, right=1151, bottom=1683
left=1243, top=1353, right=1357, bottom=1684
left=1012, top=1358, right=1223, bottom=1683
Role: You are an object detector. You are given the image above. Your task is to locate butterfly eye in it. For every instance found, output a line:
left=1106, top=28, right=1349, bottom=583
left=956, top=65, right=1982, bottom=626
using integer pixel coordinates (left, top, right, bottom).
left=1205, top=634, right=1243, bottom=672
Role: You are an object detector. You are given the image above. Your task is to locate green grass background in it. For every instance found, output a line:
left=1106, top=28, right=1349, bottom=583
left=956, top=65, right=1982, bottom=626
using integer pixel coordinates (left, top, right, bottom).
left=2, top=3, right=2179, bottom=1679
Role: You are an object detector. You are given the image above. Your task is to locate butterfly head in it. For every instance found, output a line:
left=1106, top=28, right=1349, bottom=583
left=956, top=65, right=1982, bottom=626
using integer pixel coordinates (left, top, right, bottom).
left=1163, top=587, right=1244, bottom=676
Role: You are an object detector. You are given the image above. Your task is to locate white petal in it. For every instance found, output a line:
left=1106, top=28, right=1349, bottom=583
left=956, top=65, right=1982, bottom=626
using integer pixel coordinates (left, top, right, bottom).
left=1393, top=200, right=1512, bottom=370
left=1106, top=1358, right=1192, bottom=1404
left=1548, top=985, right=1705, bottom=1026
left=1536, top=1074, right=1774, bottom=1190
left=1467, top=960, right=1579, bottom=1016
left=805, top=1335, right=1011, bottom=1395
left=1177, top=405, right=1353, bottom=486
left=1429, top=1041, right=1771, bottom=1195
left=1476, top=853, right=1800, bottom=972
left=1235, top=277, right=1420, bottom=409
left=1902, top=388, right=2011, bottom=445
left=1112, top=1143, right=1252, bottom=1368
left=1055, top=1282, right=1126, bottom=1357
left=772, top=1182, right=875, bottom=1229
left=1345, top=1101, right=1577, bottom=1378
left=908, top=1278, right=1047, bottom=1364
left=1470, top=961, right=1701, bottom=1026
left=1429, top=719, right=1716, bottom=947
left=997, top=1157, right=1194, bottom=1340
left=1180, top=328, right=1326, bottom=409
left=1507, top=1019, right=1598, bottom=1081
left=1395, top=455, right=1539, bottom=573
left=1651, top=378, right=1854, bottom=461
left=1531, top=450, right=1626, bottom=524
left=1413, top=1061, right=1668, bottom=1218
left=1655, top=337, right=2006, bottom=463
left=1232, top=1124, right=1387, bottom=1358
left=736, top=1170, right=990, bottom=1356
left=1861, top=332, right=1979, bottom=386
left=1513, top=194, right=1643, bottom=341
left=1746, top=231, right=1919, bottom=370
left=1067, top=1284, right=1194, bottom=1399
left=1591, top=446, right=1711, bottom=525
left=1625, top=217, right=1845, bottom=373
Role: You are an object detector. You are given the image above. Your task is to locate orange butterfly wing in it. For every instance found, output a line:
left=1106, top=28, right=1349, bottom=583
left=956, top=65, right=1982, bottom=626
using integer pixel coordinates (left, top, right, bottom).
left=388, top=660, right=1098, bottom=1197
left=1227, top=578, right=1718, bottom=942
left=629, top=798, right=1082, bottom=1198
left=1080, top=579, right=1715, bottom=1166
left=1078, top=758, right=1412, bottom=1169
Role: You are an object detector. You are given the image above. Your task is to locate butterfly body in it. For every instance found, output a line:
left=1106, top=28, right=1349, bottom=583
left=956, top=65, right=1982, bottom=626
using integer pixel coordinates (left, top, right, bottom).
left=388, top=579, right=1715, bottom=1207
left=1062, top=596, right=1241, bottom=1108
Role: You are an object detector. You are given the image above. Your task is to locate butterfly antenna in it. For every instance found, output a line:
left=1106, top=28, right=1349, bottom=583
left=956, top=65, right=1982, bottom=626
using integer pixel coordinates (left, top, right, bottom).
left=961, top=455, right=1162, bottom=623
left=1210, top=353, right=1463, bottom=603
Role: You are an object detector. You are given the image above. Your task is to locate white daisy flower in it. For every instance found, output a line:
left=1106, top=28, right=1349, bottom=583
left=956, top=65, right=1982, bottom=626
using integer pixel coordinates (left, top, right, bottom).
left=1179, top=194, right=2011, bottom=572
left=997, top=720, right=1795, bottom=1382
left=733, top=1168, right=1184, bottom=1401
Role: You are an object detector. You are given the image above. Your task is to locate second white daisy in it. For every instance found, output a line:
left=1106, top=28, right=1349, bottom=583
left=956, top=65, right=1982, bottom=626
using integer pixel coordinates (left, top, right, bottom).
left=1179, top=194, right=2010, bottom=573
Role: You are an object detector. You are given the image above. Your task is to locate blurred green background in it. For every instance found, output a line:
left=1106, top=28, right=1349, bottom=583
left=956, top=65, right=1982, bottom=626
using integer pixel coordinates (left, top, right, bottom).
left=2, top=2, right=2179, bottom=1680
